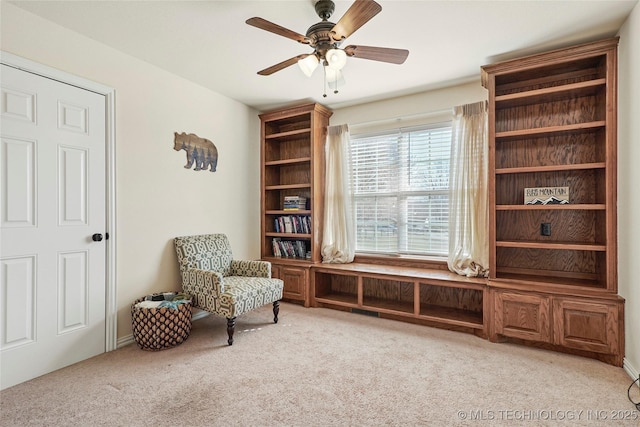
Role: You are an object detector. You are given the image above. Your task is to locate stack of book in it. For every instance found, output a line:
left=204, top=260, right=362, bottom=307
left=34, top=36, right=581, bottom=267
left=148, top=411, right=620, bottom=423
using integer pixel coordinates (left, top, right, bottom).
left=271, top=238, right=308, bottom=259
left=274, top=215, right=311, bottom=234
left=283, top=196, right=307, bottom=211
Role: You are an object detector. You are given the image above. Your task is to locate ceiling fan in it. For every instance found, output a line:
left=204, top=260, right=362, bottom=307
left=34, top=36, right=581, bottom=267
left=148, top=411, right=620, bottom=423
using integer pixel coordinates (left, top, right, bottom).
left=246, top=0, right=409, bottom=85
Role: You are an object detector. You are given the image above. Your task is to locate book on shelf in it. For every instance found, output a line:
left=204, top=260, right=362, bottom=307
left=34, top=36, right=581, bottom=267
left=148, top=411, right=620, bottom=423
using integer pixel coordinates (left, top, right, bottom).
left=283, top=195, right=307, bottom=211
left=273, top=215, right=311, bottom=234
left=271, top=238, right=308, bottom=259
left=283, top=216, right=293, bottom=233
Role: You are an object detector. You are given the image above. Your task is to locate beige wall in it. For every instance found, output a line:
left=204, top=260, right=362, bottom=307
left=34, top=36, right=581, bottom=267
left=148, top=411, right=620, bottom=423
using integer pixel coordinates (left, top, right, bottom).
left=1, top=3, right=261, bottom=339
left=331, top=80, right=487, bottom=130
left=618, top=2, right=640, bottom=377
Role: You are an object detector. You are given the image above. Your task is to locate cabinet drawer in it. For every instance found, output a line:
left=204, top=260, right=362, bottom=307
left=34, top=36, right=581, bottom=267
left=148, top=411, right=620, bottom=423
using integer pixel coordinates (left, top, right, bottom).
left=494, top=291, right=551, bottom=342
left=552, top=298, right=620, bottom=354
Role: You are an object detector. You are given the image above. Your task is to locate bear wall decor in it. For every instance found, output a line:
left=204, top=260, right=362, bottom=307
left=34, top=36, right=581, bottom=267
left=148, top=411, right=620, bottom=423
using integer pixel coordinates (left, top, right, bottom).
left=173, top=132, right=218, bottom=172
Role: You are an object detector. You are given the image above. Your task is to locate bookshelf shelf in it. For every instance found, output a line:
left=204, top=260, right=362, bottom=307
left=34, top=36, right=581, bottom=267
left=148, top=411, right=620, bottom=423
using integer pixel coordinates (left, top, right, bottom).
left=265, top=157, right=311, bottom=166
left=495, top=121, right=606, bottom=140
left=265, top=128, right=311, bottom=140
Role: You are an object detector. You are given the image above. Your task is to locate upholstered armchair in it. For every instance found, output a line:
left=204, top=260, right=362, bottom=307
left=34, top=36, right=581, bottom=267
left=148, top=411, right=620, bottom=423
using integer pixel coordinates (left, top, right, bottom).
left=174, top=234, right=284, bottom=345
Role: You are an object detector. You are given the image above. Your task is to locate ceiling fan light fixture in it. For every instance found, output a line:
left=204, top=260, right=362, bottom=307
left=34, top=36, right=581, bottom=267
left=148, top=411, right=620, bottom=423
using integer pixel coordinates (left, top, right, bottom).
left=298, top=54, right=319, bottom=77
left=326, top=67, right=345, bottom=87
left=326, top=48, right=347, bottom=70
left=323, top=66, right=345, bottom=97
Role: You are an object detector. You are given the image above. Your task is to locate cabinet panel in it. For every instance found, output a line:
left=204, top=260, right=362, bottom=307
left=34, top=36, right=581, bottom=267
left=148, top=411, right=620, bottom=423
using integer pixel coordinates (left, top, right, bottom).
left=495, top=130, right=603, bottom=170
left=314, top=271, right=358, bottom=305
left=496, top=93, right=604, bottom=133
left=420, top=284, right=484, bottom=327
left=362, top=277, right=413, bottom=313
left=495, top=247, right=606, bottom=289
left=272, top=264, right=309, bottom=305
left=494, top=292, right=551, bottom=342
left=496, top=210, right=601, bottom=243
left=552, top=298, right=620, bottom=354
left=493, top=55, right=606, bottom=95
left=281, top=267, right=307, bottom=301
left=264, top=135, right=311, bottom=162
left=495, top=169, right=605, bottom=205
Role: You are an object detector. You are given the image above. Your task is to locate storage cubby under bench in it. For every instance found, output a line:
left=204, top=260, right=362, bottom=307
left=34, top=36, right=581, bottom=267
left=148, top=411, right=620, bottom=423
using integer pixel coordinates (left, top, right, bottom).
left=310, top=263, right=488, bottom=337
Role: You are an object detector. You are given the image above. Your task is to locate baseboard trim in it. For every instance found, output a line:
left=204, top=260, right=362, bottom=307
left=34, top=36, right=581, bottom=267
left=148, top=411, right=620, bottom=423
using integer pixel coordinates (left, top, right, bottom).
left=191, top=309, right=210, bottom=321
left=623, top=357, right=639, bottom=386
left=117, top=334, right=134, bottom=348
left=116, top=309, right=211, bottom=349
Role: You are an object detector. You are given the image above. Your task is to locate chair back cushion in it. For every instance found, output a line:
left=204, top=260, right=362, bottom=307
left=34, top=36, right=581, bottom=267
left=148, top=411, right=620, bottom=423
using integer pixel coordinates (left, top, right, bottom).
left=174, top=234, right=233, bottom=276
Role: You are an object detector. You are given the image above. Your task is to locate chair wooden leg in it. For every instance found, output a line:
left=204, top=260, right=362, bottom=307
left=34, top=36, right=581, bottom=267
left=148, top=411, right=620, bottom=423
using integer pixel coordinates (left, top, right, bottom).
left=226, top=317, right=236, bottom=345
left=273, top=301, right=280, bottom=323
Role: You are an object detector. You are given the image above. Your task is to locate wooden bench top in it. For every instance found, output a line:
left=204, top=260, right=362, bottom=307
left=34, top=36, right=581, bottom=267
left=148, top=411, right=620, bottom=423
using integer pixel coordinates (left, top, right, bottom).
left=311, top=262, right=487, bottom=287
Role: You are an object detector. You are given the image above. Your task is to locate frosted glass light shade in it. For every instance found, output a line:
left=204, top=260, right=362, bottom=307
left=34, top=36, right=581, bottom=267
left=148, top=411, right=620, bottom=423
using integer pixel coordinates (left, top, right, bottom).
left=298, top=54, right=319, bottom=77
left=326, top=48, right=347, bottom=70
left=325, top=67, right=345, bottom=89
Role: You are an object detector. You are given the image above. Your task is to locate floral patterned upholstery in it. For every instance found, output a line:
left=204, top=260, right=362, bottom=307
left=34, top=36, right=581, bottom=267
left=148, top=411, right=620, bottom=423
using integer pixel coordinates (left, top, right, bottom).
left=174, top=234, right=283, bottom=345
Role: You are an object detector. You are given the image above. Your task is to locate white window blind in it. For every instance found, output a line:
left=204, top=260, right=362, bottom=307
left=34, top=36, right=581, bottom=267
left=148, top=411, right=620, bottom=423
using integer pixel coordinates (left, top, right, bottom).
left=350, top=123, right=451, bottom=256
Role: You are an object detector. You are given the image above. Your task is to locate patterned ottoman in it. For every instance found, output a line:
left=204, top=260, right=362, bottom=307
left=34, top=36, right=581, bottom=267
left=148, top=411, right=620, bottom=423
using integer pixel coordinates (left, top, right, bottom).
left=131, top=292, right=192, bottom=351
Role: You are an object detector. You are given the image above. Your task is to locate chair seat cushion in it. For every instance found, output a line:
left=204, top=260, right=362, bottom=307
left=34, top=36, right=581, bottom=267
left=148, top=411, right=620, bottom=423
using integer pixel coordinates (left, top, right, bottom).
left=220, top=276, right=284, bottom=318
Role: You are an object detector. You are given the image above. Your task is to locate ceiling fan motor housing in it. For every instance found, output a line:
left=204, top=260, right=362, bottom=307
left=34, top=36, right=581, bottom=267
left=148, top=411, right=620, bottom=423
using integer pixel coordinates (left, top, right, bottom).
left=315, top=0, right=335, bottom=20
left=306, top=21, right=340, bottom=59
left=308, top=0, right=342, bottom=60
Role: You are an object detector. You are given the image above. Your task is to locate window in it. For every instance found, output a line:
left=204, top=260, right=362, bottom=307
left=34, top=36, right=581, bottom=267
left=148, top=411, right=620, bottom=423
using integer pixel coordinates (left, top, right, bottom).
left=350, top=123, right=451, bottom=257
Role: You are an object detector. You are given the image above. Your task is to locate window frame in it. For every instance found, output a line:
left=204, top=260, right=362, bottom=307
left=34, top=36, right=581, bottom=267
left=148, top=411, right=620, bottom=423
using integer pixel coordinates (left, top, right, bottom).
left=349, top=121, right=452, bottom=259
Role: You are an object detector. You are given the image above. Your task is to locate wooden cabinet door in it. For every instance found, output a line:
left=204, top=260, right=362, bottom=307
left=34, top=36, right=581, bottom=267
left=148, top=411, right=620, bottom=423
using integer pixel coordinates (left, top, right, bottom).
left=494, top=291, right=551, bottom=342
left=552, top=298, right=621, bottom=355
left=272, top=265, right=308, bottom=305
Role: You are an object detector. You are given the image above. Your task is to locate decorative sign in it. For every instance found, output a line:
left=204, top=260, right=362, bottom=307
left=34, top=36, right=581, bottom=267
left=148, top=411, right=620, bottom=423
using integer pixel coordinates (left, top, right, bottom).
left=173, top=132, right=218, bottom=172
left=524, top=187, right=569, bottom=205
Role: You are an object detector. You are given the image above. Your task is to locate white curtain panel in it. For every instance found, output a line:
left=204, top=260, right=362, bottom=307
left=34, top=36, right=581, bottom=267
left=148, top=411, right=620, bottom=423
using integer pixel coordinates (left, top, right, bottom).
left=447, top=101, right=489, bottom=277
left=322, top=124, right=355, bottom=263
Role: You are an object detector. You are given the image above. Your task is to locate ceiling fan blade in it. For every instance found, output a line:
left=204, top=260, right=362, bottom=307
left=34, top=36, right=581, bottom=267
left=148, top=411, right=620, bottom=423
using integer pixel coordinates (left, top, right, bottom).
left=331, top=0, right=382, bottom=41
left=246, top=17, right=310, bottom=44
left=257, top=54, right=311, bottom=76
left=343, top=45, right=409, bottom=64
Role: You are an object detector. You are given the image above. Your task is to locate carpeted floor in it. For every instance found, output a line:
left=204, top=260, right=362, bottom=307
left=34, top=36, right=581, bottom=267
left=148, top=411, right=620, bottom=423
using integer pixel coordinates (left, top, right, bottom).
left=1, top=302, right=638, bottom=426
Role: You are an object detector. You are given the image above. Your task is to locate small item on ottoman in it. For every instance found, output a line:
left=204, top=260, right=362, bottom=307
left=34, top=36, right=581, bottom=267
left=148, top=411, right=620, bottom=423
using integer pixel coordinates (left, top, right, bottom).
left=131, top=291, right=192, bottom=351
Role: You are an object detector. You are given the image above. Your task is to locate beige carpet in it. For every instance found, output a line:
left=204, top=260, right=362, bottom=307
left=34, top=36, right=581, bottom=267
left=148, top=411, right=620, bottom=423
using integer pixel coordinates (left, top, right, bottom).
left=1, top=302, right=637, bottom=426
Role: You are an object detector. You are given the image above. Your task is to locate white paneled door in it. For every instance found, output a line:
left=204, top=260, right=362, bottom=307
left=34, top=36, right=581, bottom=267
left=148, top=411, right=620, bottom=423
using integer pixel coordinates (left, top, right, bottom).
left=0, top=64, right=106, bottom=390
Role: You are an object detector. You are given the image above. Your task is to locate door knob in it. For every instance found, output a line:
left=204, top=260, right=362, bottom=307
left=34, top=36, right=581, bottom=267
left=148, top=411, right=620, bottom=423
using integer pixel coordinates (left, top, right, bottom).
left=92, top=233, right=103, bottom=242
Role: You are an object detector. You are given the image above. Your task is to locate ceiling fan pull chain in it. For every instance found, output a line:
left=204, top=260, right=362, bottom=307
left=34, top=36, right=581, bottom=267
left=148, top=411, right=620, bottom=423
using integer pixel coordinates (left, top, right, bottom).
left=323, top=65, right=328, bottom=98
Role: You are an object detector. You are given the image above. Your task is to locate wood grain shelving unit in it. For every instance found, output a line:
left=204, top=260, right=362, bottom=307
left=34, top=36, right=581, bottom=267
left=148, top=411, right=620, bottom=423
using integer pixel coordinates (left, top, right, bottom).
left=482, top=37, right=624, bottom=366
left=260, top=103, right=332, bottom=306
left=254, top=42, right=624, bottom=366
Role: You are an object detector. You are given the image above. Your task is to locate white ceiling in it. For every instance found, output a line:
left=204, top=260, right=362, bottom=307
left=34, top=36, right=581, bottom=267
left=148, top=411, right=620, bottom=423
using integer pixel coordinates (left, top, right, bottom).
left=9, top=0, right=638, bottom=112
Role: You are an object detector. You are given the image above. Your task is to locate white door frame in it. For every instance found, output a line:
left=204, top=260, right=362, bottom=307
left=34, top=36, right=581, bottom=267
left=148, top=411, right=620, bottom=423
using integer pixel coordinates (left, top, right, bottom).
left=1, top=51, right=117, bottom=352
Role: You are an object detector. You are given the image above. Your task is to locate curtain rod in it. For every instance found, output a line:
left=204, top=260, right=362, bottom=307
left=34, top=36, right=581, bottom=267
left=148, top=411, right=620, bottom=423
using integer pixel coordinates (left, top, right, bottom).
left=347, top=108, right=453, bottom=129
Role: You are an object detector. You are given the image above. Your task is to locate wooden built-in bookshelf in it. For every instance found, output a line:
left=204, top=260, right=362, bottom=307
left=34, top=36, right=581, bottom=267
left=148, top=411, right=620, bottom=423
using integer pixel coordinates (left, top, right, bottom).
left=260, top=103, right=332, bottom=306
left=482, top=37, right=624, bottom=365
left=254, top=39, right=625, bottom=366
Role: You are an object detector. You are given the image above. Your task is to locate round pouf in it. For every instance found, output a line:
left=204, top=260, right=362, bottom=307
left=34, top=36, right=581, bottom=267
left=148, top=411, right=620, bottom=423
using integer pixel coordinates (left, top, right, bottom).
left=131, top=293, right=192, bottom=351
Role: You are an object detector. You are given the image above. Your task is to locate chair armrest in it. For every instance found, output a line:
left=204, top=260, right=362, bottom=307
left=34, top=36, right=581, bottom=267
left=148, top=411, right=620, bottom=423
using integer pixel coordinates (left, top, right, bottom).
left=181, top=268, right=224, bottom=295
left=230, top=260, right=271, bottom=278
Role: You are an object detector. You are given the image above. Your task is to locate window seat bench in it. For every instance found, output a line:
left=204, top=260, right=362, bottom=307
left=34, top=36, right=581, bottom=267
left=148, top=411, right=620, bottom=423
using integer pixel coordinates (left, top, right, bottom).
left=310, top=263, right=488, bottom=337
